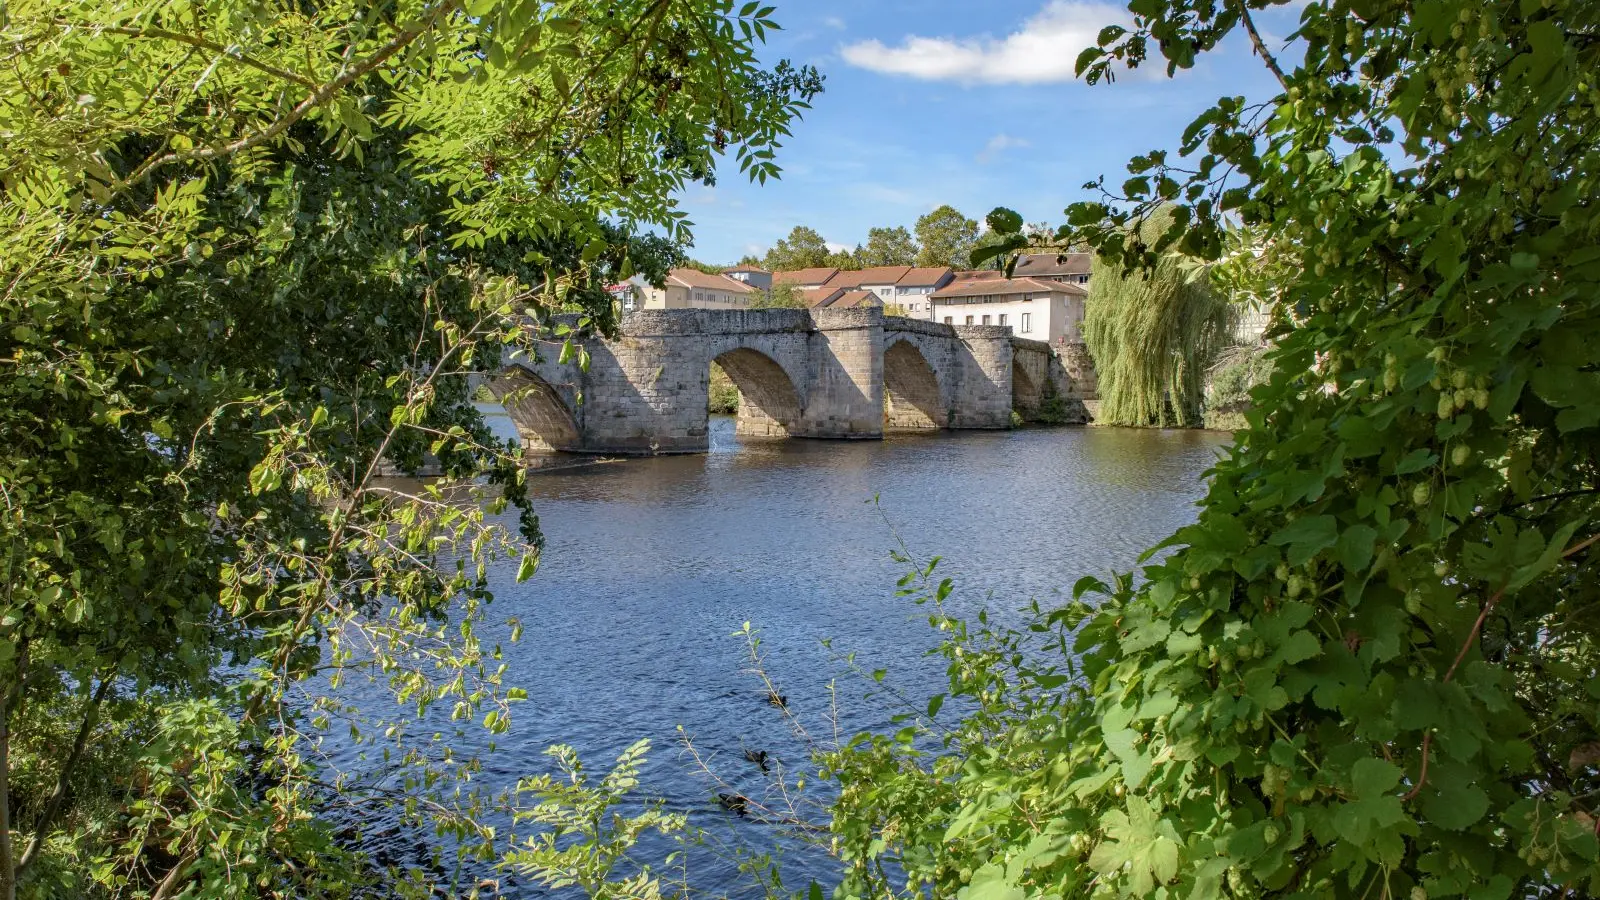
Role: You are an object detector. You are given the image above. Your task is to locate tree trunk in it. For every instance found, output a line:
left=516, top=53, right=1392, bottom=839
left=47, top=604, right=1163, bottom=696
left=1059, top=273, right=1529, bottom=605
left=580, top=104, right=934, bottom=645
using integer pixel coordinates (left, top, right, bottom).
left=17, top=671, right=112, bottom=875
left=0, top=641, right=30, bottom=900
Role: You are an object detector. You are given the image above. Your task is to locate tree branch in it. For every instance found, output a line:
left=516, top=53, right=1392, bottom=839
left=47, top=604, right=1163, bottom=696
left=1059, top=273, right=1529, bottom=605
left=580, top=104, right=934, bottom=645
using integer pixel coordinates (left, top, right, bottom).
left=97, top=25, right=317, bottom=89
left=1403, top=532, right=1599, bottom=801
left=16, top=671, right=114, bottom=875
left=1235, top=0, right=1288, bottom=91
left=118, top=0, right=462, bottom=191
left=0, top=639, right=31, bottom=900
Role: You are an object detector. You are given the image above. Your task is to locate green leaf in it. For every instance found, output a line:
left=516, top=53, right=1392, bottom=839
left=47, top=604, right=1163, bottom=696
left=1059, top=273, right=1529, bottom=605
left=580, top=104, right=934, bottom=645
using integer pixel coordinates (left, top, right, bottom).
left=1351, top=757, right=1402, bottom=797
left=1337, top=524, right=1378, bottom=572
left=515, top=552, right=539, bottom=582
left=1269, top=515, right=1338, bottom=565
left=1423, top=782, right=1489, bottom=830
left=1507, top=520, right=1582, bottom=591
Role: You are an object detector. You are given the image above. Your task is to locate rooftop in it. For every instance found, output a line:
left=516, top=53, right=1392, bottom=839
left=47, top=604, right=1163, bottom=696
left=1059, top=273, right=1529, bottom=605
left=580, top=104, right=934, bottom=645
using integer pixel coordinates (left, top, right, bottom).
left=666, top=268, right=755, bottom=293
left=1012, top=252, right=1092, bottom=278
left=773, top=267, right=839, bottom=286
left=931, top=276, right=1087, bottom=300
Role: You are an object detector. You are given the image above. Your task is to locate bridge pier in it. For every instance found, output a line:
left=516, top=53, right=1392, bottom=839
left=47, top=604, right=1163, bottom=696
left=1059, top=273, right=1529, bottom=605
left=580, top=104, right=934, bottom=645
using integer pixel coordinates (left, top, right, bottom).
left=792, top=308, right=884, bottom=440
left=947, top=325, right=1016, bottom=430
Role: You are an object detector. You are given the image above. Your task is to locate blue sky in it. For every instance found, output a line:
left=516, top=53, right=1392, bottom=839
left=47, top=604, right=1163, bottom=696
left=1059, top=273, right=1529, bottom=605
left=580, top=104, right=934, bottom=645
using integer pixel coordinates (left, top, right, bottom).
left=678, top=0, right=1298, bottom=264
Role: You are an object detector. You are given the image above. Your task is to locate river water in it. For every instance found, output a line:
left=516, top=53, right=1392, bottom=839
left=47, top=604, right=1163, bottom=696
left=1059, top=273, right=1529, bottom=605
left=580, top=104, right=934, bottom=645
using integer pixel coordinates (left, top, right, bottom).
left=355, top=413, right=1227, bottom=894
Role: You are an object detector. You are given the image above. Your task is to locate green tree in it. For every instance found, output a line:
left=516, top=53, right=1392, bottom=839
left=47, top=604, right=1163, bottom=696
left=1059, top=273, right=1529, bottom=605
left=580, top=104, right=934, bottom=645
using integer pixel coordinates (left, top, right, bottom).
left=0, top=1, right=819, bottom=896
left=914, top=205, right=979, bottom=268
left=857, top=226, right=919, bottom=267
left=762, top=225, right=831, bottom=271
left=682, top=259, right=728, bottom=275
left=1082, top=206, right=1237, bottom=427
left=824, top=0, right=1600, bottom=899
left=753, top=282, right=808, bottom=309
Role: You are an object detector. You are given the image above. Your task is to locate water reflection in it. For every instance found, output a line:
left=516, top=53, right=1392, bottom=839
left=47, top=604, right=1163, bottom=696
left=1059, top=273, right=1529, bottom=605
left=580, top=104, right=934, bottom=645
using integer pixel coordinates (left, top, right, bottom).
left=344, top=413, right=1227, bottom=893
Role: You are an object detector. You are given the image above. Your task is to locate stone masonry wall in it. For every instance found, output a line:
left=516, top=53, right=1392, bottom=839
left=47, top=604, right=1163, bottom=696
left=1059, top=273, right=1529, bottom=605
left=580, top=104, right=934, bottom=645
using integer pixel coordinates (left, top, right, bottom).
left=498, top=309, right=1068, bottom=455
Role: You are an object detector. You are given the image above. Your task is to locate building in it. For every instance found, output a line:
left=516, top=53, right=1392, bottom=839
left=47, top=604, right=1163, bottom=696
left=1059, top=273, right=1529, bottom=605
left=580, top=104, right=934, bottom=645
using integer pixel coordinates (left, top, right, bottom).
left=771, top=266, right=954, bottom=319
left=722, top=265, right=772, bottom=292
left=636, top=268, right=757, bottom=309
left=608, top=282, right=642, bottom=313
left=1010, top=252, right=1092, bottom=286
left=772, top=267, right=839, bottom=289
left=929, top=277, right=1088, bottom=344
left=807, top=289, right=880, bottom=310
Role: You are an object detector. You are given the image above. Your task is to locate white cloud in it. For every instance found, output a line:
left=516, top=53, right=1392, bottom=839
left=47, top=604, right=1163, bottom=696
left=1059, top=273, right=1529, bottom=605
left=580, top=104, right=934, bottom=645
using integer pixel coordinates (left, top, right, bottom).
left=825, top=241, right=853, bottom=253
left=839, top=1, right=1135, bottom=85
left=977, top=133, right=1031, bottom=164
left=822, top=16, right=847, bottom=30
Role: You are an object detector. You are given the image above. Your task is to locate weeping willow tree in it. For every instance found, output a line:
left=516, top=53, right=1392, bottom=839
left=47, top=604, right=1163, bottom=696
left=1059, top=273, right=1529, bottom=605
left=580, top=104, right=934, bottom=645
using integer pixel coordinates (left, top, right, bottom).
left=1083, top=207, right=1237, bottom=427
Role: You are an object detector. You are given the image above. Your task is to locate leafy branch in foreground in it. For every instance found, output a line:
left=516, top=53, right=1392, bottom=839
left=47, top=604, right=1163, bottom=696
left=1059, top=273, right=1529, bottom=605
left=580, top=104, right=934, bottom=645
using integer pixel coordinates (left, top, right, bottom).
left=822, top=0, right=1600, bottom=897
left=0, top=1, right=821, bottom=897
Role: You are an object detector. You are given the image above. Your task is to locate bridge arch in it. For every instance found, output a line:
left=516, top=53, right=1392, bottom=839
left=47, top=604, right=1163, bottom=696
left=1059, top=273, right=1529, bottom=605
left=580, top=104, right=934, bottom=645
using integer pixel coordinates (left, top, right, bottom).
left=486, top=366, right=581, bottom=453
left=711, top=347, right=805, bottom=439
left=883, top=338, right=946, bottom=431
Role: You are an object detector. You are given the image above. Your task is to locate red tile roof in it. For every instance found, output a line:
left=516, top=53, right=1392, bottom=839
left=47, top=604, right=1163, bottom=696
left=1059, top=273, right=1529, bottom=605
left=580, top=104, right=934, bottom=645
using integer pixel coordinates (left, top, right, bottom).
left=931, top=277, right=1086, bottom=300
left=666, top=268, right=755, bottom=293
left=949, top=269, right=1005, bottom=283
left=801, top=286, right=846, bottom=308
left=896, top=267, right=953, bottom=287
left=1012, top=252, right=1092, bottom=278
left=827, top=266, right=911, bottom=288
left=773, top=267, right=839, bottom=286
left=830, top=290, right=882, bottom=309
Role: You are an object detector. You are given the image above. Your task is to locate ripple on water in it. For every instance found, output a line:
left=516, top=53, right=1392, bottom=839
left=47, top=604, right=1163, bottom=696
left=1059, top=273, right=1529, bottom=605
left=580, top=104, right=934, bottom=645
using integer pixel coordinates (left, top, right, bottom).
left=335, top=413, right=1228, bottom=894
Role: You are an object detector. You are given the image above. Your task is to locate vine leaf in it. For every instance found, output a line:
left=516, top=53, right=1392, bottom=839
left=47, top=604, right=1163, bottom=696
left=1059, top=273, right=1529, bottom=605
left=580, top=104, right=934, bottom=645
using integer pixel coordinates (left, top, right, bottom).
left=1087, top=797, right=1182, bottom=894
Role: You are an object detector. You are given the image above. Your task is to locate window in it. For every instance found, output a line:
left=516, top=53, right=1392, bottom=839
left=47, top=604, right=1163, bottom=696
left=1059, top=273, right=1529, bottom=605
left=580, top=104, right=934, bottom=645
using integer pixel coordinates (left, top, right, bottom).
left=695, top=291, right=704, bottom=302
left=998, top=314, right=1008, bottom=326
left=981, top=315, right=991, bottom=325
left=943, top=316, right=952, bottom=324
left=1021, top=312, right=1033, bottom=333
left=965, top=315, right=974, bottom=325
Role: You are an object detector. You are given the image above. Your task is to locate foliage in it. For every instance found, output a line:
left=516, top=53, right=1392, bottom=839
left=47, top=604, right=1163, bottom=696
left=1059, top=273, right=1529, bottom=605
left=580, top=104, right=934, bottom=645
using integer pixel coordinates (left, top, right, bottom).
left=822, top=0, right=1600, bottom=899
left=1206, top=342, right=1276, bottom=430
left=682, top=259, right=731, bottom=275
left=825, top=248, right=864, bottom=271
left=984, top=204, right=1235, bottom=427
left=504, top=740, right=691, bottom=899
left=753, top=282, right=808, bottom=309
left=0, top=0, right=819, bottom=896
left=1029, top=381, right=1078, bottom=427
left=709, top=363, right=741, bottom=414
left=1082, top=206, right=1236, bottom=427
left=857, top=226, right=919, bottom=267
left=762, top=225, right=833, bottom=271
left=914, top=205, right=979, bottom=268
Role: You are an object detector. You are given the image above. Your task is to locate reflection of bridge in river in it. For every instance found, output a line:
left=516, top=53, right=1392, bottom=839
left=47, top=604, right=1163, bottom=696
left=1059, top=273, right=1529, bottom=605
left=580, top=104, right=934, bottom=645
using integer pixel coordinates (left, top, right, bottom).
left=491, top=308, right=1095, bottom=455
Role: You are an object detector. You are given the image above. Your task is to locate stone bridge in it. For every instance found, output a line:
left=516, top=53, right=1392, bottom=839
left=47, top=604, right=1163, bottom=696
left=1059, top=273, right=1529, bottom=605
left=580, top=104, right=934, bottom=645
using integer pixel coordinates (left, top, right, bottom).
left=489, top=308, right=1090, bottom=455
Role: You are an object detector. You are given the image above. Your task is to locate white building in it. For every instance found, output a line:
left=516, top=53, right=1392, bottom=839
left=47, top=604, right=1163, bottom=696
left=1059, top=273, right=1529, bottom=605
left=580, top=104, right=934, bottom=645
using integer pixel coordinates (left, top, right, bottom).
left=929, top=276, right=1088, bottom=344
left=722, top=265, right=772, bottom=292
left=636, top=268, right=756, bottom=309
